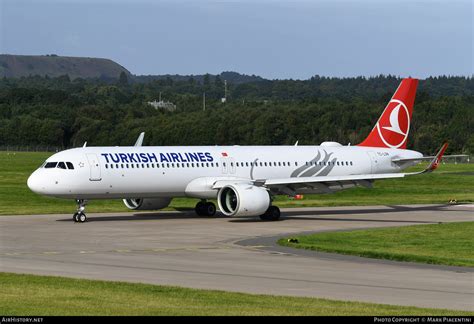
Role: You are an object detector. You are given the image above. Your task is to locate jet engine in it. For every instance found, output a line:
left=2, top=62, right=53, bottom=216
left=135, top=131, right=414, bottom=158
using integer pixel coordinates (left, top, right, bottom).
left=217, top=183, right=270, bottom=217
left=123, top=198, right=172, bottom=210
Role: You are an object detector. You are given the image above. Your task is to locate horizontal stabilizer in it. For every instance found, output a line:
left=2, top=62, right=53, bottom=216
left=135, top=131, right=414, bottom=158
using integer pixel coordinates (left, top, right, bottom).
left=392, top=154, right=468, bottom=164
left=404, top=142, right=449, bottom=175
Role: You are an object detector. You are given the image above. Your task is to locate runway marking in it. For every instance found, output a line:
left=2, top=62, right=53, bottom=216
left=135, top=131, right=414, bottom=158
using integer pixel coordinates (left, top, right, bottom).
left=0, top=245, right=262, bottom=257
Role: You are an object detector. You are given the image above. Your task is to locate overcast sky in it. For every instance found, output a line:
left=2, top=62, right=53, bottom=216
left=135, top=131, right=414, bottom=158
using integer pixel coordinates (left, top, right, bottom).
left=0, top=0, right=472, bottom=79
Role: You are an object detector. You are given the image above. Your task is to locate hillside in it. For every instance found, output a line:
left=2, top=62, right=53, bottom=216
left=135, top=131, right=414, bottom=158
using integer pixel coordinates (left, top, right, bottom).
left=0, top=54, right=132, bottom=80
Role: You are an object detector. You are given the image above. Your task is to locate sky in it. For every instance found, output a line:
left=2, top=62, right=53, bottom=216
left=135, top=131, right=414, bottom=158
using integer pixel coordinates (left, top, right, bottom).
left=0, top=0, right=472, bottom=79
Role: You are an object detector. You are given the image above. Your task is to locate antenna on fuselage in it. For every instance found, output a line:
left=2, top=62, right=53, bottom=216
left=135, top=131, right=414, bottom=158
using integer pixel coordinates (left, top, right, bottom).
left=135, top=132, right=145, bottom=147
left=83, top=142, right=87, bottom=147
left=294, top=141, right=299, bottom=146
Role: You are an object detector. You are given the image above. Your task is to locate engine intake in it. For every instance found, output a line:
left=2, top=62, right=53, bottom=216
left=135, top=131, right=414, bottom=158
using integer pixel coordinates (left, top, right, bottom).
left=217, top=183, right=270, bottom=217
left=123, top=198, right=172, bottom=210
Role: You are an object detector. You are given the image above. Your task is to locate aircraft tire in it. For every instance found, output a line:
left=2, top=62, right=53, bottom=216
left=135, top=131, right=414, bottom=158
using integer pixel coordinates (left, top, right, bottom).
left=204, top=202, right=216, bottom=216
left=195, top=201, right=205, bottom=216
left=78, top=212, right=87, bottom=223
left=260, top=206, right=281, bottom=221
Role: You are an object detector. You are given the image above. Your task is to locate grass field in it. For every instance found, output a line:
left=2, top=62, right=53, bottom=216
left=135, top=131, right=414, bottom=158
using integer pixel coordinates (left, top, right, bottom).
left=279, top=222, right=474, bottom=267
left=1, top=272, right=472, bottom=316
left=0, top=151, right=473, bottom=215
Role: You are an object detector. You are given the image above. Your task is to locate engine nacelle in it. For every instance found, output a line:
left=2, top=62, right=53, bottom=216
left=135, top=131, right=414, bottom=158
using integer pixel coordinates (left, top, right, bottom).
left=217, top=183, right=270, bottom=217
left=123, top=198, right=172, bottom=210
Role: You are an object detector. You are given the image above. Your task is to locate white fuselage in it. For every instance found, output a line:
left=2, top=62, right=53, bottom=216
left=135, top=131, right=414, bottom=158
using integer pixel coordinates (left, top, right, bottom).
left=27, top=144, right=422, bottom=200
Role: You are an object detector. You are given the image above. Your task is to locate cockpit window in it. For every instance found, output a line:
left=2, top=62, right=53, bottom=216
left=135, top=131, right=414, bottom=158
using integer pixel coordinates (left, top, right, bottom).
left=57, top=162, right=67, bottom=169
left=44, top=162, right=57, bottom=168
left=66, top=162, right=74, bottom=170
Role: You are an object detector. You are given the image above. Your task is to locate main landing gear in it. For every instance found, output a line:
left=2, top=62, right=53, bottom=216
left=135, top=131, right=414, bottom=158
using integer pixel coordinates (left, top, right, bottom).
left=73, top=199, right=87, bottom=223
left=195, top=200, right=217, bottom=217
left=260, top=205, right=281, bottom=221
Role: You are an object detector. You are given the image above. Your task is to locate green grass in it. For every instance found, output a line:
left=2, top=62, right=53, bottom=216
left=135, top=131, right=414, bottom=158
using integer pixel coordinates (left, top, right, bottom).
left=279, top=222, right=474, bottom=267
left=0, top=272, right=472, bottom=316
left=0, top=151, right=473, bottom=215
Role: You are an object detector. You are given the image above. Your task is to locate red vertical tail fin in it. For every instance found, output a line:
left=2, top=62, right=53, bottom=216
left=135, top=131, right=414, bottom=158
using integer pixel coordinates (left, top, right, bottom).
left=358, top=78, right=419, bottom=149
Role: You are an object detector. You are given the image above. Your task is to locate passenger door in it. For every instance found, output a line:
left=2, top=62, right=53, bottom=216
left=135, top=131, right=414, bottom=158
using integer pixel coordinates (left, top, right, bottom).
left=86, top=153, right=102, bottom=181
left=367, top=151, right=379, bottom=174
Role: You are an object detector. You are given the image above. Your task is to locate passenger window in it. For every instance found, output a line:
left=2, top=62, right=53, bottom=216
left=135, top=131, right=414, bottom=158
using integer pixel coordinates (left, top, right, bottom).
left=66, top=162, right=74, bottom=169
left=105, top=164, right=109, bottom=169
left=45, top=162, right=57, bottom=168
left=111, top=164, right=114, bottom=169
left=295, top=162, right=298, bottom=166
left=216, top=163, right=219, bottom=167
left=121, top=164, right=124, bottom=168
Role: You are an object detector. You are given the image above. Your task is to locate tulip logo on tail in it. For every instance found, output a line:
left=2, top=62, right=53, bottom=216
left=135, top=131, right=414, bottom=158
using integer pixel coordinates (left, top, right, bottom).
left=377, top=99, right=410, bottom=149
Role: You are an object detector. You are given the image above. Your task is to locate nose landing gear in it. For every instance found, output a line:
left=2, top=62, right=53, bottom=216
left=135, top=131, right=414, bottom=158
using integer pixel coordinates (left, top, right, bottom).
left=73, top=199, right=87, bottom=223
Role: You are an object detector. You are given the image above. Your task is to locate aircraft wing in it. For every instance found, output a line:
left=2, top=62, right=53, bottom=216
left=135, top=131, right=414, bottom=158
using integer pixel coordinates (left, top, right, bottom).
left=261, top=142, right=450, bottom=195
left=213, top=142, right=450, bottom=196
left=134, top=132, right=145, bottom=147
left=263, top=173, right=405, bottom=187
left=213, top=173, right=406, bottom=195
left=257, top=173, right=405, bottom=195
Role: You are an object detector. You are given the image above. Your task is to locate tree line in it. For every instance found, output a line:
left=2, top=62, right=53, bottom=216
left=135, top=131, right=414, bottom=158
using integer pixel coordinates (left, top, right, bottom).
left=0, top=74, right=472, bottom=155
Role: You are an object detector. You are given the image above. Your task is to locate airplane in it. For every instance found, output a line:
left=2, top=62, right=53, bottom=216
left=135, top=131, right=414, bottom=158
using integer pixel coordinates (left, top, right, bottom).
left=27, top=78, right=456, bottom=223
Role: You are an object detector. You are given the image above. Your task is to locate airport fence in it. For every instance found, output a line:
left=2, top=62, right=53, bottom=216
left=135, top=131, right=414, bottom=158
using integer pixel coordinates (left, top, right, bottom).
left=0, top=145, right=71, bottom=152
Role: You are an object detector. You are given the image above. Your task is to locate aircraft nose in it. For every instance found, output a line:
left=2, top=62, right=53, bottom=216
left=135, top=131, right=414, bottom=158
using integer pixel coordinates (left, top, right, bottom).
left=27, top=171, right=45, bottom=194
